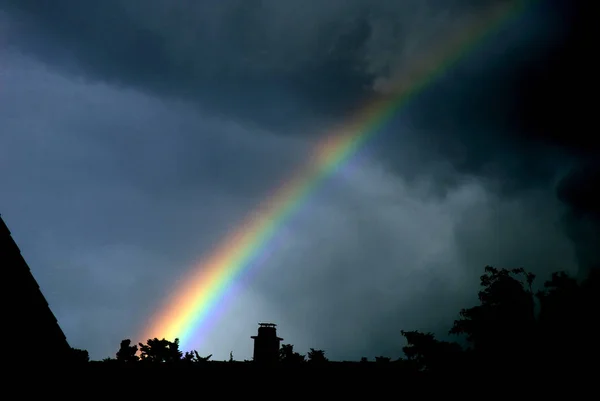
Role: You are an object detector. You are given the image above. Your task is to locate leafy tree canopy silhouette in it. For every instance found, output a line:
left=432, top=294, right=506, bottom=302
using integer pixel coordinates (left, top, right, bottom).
left=450, top=266, right=536, bottom=361
left=307, top=348, right=328, bottom=364
left=401, top=330, right=461, bottom=372
left=116, top=339, right=139, bottom=363
left=69, top=347, right=90, bottom=364
left=279, top=344, right=306, bottom=364
left=138, top=338, right=183, bottom=363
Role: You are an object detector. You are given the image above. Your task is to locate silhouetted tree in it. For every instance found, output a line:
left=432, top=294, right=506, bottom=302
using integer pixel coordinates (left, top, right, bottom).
left=138, top=338, right=183, bottom=363
left=536, top=269, right=600, bottom=370
left=307, top=348, right=328, bottom=364
left=116, top=339, right=139, bottom=363
left=401, top=330, right=461, bottom=373
left=69, top=347, right=90, bottom=364
left=279, top=344, right=305, bottom=364
left=450, top=266, right=536, bottom=370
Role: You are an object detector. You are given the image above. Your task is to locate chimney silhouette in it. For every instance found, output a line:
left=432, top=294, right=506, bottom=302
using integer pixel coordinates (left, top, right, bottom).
left=251, top=323, right=282, bottom=364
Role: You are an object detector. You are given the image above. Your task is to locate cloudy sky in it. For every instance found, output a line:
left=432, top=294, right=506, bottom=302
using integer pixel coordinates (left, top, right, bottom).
left=1, top=0, right=597, bottom=361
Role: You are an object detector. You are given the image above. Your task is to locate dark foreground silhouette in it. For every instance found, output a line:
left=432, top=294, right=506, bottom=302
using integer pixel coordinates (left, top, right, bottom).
left=85, top=265, right=598, bottom=378
left=3, top=214, right=599, bottom=378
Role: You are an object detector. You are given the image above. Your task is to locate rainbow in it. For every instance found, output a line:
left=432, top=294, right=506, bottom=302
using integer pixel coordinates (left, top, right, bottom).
left=142, top=1, right=531, bottom=348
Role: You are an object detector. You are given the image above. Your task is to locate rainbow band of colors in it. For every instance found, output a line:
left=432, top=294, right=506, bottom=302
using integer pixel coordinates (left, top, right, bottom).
left=141, top=0, right=532, bottom=348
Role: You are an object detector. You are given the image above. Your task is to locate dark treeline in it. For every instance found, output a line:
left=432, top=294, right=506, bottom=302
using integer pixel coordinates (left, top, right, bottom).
left=69, top=265, right=599, bottom=375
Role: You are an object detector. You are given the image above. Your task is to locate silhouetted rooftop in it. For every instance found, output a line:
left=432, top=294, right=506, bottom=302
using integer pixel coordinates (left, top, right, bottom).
left=1, top=214, right=71, bottom=361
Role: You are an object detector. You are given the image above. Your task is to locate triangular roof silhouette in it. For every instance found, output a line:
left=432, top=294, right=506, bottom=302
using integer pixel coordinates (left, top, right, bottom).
left=1, top=214, right=71, bottom=361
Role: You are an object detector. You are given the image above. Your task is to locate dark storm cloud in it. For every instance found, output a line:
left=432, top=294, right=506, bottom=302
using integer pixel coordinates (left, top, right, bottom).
left=6, top=0, right=583, bottom=209
left=3, top=0, right=585, bottom=205
left=400, top=0, right=596, bottom=181
left=387, top=0, right=600, bottom=273
left=517, top=0, right=600, bottom=274
left=1, top=0, right=372, bottom=130
left=1, top=0, right=514, bottom=130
